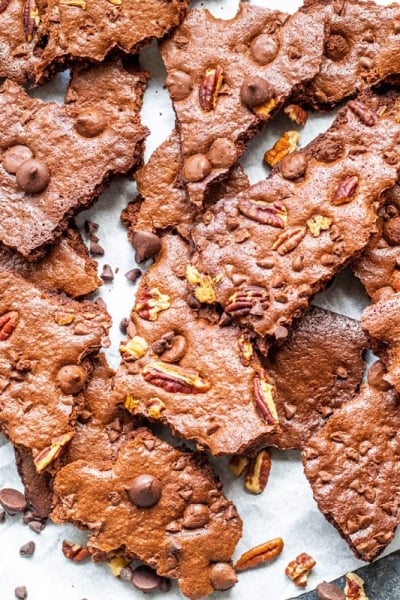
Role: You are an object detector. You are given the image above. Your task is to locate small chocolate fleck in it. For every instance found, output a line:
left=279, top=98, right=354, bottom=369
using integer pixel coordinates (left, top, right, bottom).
left=89, top=241, right=104, bottom=256
left=0, top=488, right=27, bottom=513
left=131, top=231, right=161, bottom=263
left=101, top=264, right=114, bottom=281
left=16, top=159, right=50, bottom=194
left=126, top=474, right=162, bottom=508
left=3, top=145, right=33, bottom=174
left=125, top=268, right=141, bottom=283
left=84, top=220, right=99, bottom=234
left=15, top=586, right=27, bottom=600
left=131, top=565, right=163, bottom=592
left=19, top=541, right=35, bottom=556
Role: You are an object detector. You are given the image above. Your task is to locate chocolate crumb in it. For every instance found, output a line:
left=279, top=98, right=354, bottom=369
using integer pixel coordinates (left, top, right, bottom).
left=89, top=241, right=104, bottom=256
left=15, top=586, right=27, bottom=600
left=101, top=264, right=114, bottom=281
left=28, top=520, right=45, bottom=534
left=120, top=566, right=134, bottom=582
left=95, top=297, right=107, bottom=310
left=125, top=268, right=141, bottom=283
left=84, top=220, right=99, bottom=234
left=19, top=541, right=35, bottom=556
left=119, top=318, right=129, bottom=334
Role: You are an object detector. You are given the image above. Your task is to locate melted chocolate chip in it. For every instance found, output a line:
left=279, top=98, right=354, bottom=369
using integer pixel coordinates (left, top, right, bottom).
left=324, top=33, right=350, bottom=61
left=250, top=34, right=279, bottom=64
left=0, top=488, right=27, bottom=513
left=16, top=159, right=50, bottom=194
left=240, top=76, right=274, bottom=108
left=56, top=365, right=87, bottom=394
left=182, top=503, right=209, bottom=529
left=3, top=145, right=33, bottom=174
left=161, top=334, right=187, bottom=363
left=126, top=474, right=162, bottom=507
left=207, top=138, right=238, bottom=168
left=75, top=109, right=106, bottom=138
left=209, top=562, right=237, bottom=591
left=183, top=154, right=212, bottom=182
left=131, top=230, right=161, bottom=263
left=316, top=581, right=345, bottom=600
left=166, top=70, right=193, bottom=101
left=280, top=151, right=307, bottom=180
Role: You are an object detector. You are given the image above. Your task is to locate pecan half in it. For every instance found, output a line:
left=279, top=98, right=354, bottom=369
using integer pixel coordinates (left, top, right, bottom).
left=285, top=552, right=316, bottom=587
left=229, top=455, right=250, bottom=478
left=23, top=0, right=40, bottom=41
left=348, top=101, right=378, bottom=127
left=237, top=334, right=253, bottom=366
left=62, top=540, right=90, bottom=562
left=186, top=264, right=220, bottom=304
left=135, top=288, right=171, bottom=321
left=142, top=360, right=211, bottom=394
left=235, top=537, right=284, bottom=571
left=345, top=573, right=369, bottom=600
left=119, top=336, right=148, bottom=361
left=238, top=198, right=288, bottom=228
left=307, top=215, right=332, bottom=237
left=0, top=0, right=10, bottom=13
left=264, top=131, right=300, bottom=167
left=199, top=66, right=223, bottom=111
left=245, top=448, right=272, bottom=494
left=254, top=373, right=279, bottom=426
left=0, top=311, right=19, bottom=341
left=225, top=285, right=268, bottom=318
left=272, top=226, right=306, bottom=255
left=284, top=104, right=308, bottom=126
left=332, top=175, right=359, bottom=206
left=32, top=432, right=74, bottom=473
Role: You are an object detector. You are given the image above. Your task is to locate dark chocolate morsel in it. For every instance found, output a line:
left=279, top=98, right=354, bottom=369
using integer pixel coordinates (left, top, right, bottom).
left=240, top=76, right=274, bottom=108
left=101, top=264, right=114, bottom=281
left=250, top=34, right=279, bottom=65
left=125, top=268, right=141, bottom=283
left=182, top=503, right=209, bottom=529
left=14, top=587, right=28, bottom=600
left=280, top=152, right=307, bottom=180
left=131, top=230, right=161, bottom=263
left=166, top=70, right=193, bottom=101
left=0, top=488, right=27, bottom=513
left=19, top=541, right=36, bottom=557
left=56, top=365, right=88, bottom=395
left=316, top=581, right=345, bottom=600
left=126, top=474, right=162, bottom=507
left=131, top=565, right=163, bottom=592
left=89, top=241, right=104, bottom=256
left=183, top=154, right=212, bottom=182
left=16, top=159, right=50, bottom=194
left=207, top=138, right=238, bottom=168
left=209, top=562, right=238, bottom=591
left=75, top=109, right=106, bottom=138
left=3, top=145, right=33, bottom=174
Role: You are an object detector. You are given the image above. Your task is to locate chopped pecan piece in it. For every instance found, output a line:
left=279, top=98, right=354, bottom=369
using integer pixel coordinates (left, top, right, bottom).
left=62, top=540, right=90, bottom=562
left=344, top=573, right=369, bottom=600
left=185, top=264, right=220, bottom=304
left=237, top=334, right=253, bottom=366
left=332, top=176, right=359, bottom=206
left=254, top=373, right=278, bottom=426
left=229, top=455, right=250, bottom=478
left=0, top=311, right=19, bottom=341
left=146, top=397, right=166, bottom=419
left=235, top=537, right=284, bottom=571
left=32, top=432, right=74, bottom=473
left=23, top=0, right=40, bottom=41
left=245, top=448, right=271, bottom=494
left=225, top=286, right=268, bottom=318
left=135, top=288, right=171, bottom=321
left=285, top=552, right=316, bottom=587
left=307, top=215, right=332, bottom=237
left=264, top=131, right=300, bottom=167
left=142, top=360, right=211, bottom=394
left=124, top=394, right=140, bottom=414
left=199, top=66, right=223, bottom=111
left=238, top=198, right=288, bottom=228
left=119, top=336, right=148, bottom=361
left=348, top=101, right=378, bottom=127
left=284, top=104, right=308, bottom=126
left=272, top=226, right=306, bottom=255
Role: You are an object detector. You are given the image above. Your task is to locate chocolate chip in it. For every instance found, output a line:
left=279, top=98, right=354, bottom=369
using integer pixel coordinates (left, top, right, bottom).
left=280, top=151, right=307, bottom=180
left=160, top=334, right=187, bottom=363
left=166, top=70, right=193, bottom=101
left=131, top=565, right=163, bottom=592
left=3, top=145, right=33, bottom=174
left=120, top=566, right=134, bottom=582
left=0, top=488, right=27, bottom=513
left=126, top=474, right=162, bottom=507
left=57, top=365, right=87, bottom=394
left=95, top=297, right=107, bottom=310
left=131, top=230, right=161, bottom=263
left=316, top=581, right=345, bottom=600
left=240, top=76, right=274, bottom=108
left=207, top=138, right=238, bottom=168
left=186, top=293, right=201, bottom=309
left=15, top=586, right=27, bottom=600
left=182, top=504, right=209, bottom=529
left=383, top=217, right=400, bottom=246
left=324, top=33, right=350, bottom=61
left=28, top=520, right=45, bottom=534
left=16, top=159, right=50, bottom=194
left=119, top=317, right=129, bottom=334
left=151, top=339, right=169, bottom=355
left=315, top=138, right=345, bottom=163
left=75, top=109, right=106, bottom=138
left=125, top=268, right=141, bottom=283
left=250, top=34, right=279, bottom=64
left=183, top=154, right=212, bottom=182
left=367, top=361, right=392, bottom=392
left=19, top=541, right=35, bottom=556
left=209, top=562, right=237, bottom=591
left=84, top=220, right=99, bottom=234
left=101, top=264, right=114, bottom=281
left=89, top=241, right=104, bottom=256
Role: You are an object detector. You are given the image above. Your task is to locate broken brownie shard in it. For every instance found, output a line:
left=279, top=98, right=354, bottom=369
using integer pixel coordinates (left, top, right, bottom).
left=303, top=362, right=400, bottom=562
left=0, top=271, right=111, bottom=465
left=52, top=427, right=242, bottom=600
left=0, top=57, right=148, bottom=259
left=114, top=234, right=278, bottom=456
left=161, top=3, right=325, bottom=204
left=190, top=90, right=400, bottom=339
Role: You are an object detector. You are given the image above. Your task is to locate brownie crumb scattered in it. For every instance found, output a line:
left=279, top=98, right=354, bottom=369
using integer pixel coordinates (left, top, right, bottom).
left=19, top=541, right=36, bottom=557
left=15, top=586, right=27, bottom=600
left=125, top=268, right=141, bottom=283
left=101, top=264, right=114, bottom=281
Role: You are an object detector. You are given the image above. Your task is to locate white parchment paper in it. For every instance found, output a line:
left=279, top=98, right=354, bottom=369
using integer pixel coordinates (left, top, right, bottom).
left=1, top=1, right=399, bottom=598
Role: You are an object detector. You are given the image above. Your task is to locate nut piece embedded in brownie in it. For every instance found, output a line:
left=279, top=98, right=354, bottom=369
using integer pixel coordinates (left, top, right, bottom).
left=161, top=3, right=325, bottom=204
left=114, top=234, right=279, bottom=456
left=262, top=306, right=366, bottom=449
left=190, top=90, right=400, bottom=339
left=302, top=361, right=400, bottom=562
left=51, top=427, right=242, bottom=600
left=0, top=57, right=148, bottom=260
left=0, top=224, right=101, bottom=298
left=298, top=0, right=400, bottom=109
left=0, top=271, right=111, bottom=467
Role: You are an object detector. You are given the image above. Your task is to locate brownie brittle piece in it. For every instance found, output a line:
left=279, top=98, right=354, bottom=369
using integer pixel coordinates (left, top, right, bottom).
left=52, top=427, right=242, bottom=600
left=114, top=234, right=279, bottom=456
left=303, top=362, right=400, bottom=562
left=0, top=57, right=148, bottom=259
left=262, top=307, right=366, bottom=449
left=190, top=90, right=400, bottom=339
left=299, top=0, right=400, bottom=109
left=0, top=271, right=111, bottom=469
left=161, top=3, right=325, bottom=205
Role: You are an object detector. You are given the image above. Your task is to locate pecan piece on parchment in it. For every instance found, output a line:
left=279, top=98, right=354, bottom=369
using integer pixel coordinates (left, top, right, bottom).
left=285, top=552, right=316, bottom=587
left=235, top=537, right=284, bottom=571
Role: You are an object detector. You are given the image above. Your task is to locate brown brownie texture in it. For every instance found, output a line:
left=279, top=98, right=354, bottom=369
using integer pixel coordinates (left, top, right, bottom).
left=0, top=271, right=111, bottom=464
left=122, top=128, right=250, bottom=244
left=262, top=306, right=366, bottom=449
left=0, top=224, right=101, bottom=298
left=51, top=427, right=242, bottom=600
left=298, top=0, right=400, bottom=109
left=14, top=445, right=53, bottom=520
left=0, top=57, right=148, bottom=260
left=114, top=234, right=279, bottom=456
left=190, top=90, right=400, bottom=340
left=353, top=184, right=400, bottom=301
left=302, top=361, right=400, bottom=562
left=161, top=3, right=325, bottom=205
